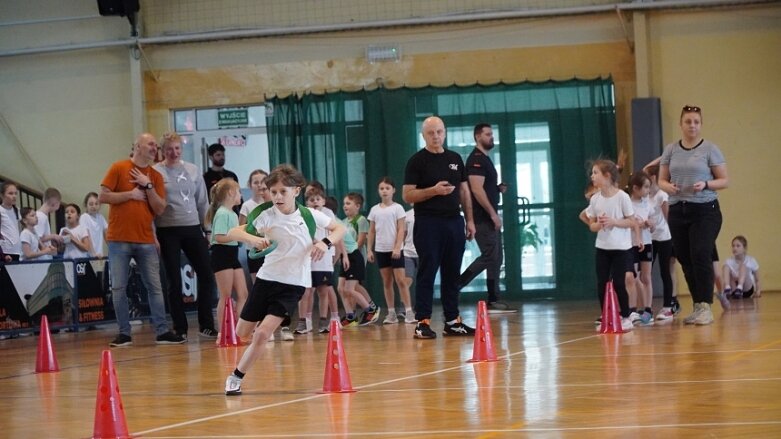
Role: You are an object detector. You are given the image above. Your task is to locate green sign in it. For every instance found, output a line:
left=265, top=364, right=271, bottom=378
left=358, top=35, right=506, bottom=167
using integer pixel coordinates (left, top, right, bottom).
left=218, top=109, right=248, bottom=127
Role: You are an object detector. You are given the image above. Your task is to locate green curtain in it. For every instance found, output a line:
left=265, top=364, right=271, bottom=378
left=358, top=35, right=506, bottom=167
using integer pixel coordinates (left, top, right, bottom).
left=266, top=78, right=616, bottom=300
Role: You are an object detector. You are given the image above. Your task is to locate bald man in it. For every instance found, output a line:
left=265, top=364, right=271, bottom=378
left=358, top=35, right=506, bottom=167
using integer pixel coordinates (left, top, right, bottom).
left=99, top=133, right=185, bottom=347
left=403, top=116, right=476, bottom=339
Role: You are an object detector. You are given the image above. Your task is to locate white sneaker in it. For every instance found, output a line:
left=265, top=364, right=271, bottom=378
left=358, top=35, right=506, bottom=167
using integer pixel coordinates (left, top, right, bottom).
left=225, top=374, right=242, bottom=395
left=621, top=317, right=634, bottom=332
left=656, top=307, right=674, bottom=321
left=628, top=312, right=642, bottom=324
left=383, top=310, right=398, bottom=325
left=684, top=303, right=703, bottom=325
left=280, top=327, right=294, bottom=341
left=404, top=313, right=418, bottom=324
left=693, top=303, right=714, bottom=325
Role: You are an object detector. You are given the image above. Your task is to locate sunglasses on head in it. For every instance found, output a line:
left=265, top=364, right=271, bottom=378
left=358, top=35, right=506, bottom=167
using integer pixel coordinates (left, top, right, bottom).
left=682, top=105, right=701, bottom=113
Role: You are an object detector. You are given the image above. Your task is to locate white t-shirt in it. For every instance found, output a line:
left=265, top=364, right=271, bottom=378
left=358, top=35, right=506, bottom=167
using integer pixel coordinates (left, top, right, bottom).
left=368, top=202, right=406, bottom=252
left=632, top=197, right=652, bottom=245
left=240, top=199, right=263, bottom=219
left=403, top=209, right=417, bottom=258
left=80, top=212, right=108, bottom=256
left=252, top=206, right=332, bottom=288
left=648, top=190, right=671, bottom=241
left=20, top=229, right=42, bottom=261
left=0, top=205, right=21, bottom=256
left=60, top=225, right=91, bottom=259
left=724, top=255, right=759, bottom=287
left=311, top=207, right=336, bottom=272
left=34, top=210, right=51, bottom=238
left=585, top=190, right=634, bottom=250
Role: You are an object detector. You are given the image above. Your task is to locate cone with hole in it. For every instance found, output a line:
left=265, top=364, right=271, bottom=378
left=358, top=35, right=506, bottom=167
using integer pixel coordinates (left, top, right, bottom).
left=320, top=320, right=357, bottom=393
left=35, top=315, right=59, bottom=373
left=218, top=299, right=239, bottom=347
left=468, top=300, right=498, bottom=362
left=92, top=350, right=130, bottom=439
left=599, top=280, right=624, bottom=334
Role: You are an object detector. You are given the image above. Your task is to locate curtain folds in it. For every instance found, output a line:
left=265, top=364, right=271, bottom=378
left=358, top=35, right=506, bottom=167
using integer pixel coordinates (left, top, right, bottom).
left=266, top=77, right=616, bottom=298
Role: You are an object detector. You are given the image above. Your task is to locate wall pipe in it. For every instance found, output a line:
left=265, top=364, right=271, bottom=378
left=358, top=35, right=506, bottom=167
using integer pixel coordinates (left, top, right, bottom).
left=0, top=0, right=776, bottom=58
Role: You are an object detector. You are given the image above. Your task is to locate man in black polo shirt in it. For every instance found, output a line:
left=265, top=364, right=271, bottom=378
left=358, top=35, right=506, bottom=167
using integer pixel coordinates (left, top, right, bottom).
left=403, top=116, right=477, bottom=339
left=457, top=123, right=517, bottom=313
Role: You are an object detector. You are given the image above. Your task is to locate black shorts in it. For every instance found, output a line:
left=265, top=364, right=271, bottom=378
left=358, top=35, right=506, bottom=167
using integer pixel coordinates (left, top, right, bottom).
left=311, top=271, right=334, bottom=287
left=246, top=250, right=265, bottom=273
left=375, top=251, right=405, bottom=269
left=339, top=250, right=366, bottom=281
left=633, top=244, right=653, bottom=264
left=210, top=244, right=242, bottom=272
left=240, top=278, right=306, bottom=322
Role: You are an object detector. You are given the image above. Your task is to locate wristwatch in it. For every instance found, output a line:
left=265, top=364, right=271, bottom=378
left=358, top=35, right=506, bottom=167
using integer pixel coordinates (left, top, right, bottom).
left=144, top=182, right=153, bottom=190
left=321, top=237, right=333, bottom=249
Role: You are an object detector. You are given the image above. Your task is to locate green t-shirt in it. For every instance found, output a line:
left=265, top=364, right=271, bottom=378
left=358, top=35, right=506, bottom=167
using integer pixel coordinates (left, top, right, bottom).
left=339, top=217, right=358, bottom=254
left=210, top=206, right=239, bottom=246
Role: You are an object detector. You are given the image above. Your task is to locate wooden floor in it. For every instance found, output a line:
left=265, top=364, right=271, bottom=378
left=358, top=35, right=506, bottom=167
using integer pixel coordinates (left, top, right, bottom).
left=2, top=294, right=781, bottom=438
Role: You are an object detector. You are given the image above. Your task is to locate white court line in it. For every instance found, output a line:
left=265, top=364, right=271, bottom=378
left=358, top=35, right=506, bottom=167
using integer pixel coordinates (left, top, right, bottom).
left=133, top=334, right=598, bottom=436
left=139, top=420, right=781, bottom=438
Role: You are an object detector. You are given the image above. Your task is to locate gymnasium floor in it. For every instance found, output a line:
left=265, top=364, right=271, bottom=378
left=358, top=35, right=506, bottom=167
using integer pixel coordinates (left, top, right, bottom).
left=2, top=295, right=780, bottom=438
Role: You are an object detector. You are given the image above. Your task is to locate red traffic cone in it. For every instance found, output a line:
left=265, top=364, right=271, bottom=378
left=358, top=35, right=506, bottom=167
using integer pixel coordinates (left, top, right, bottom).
left=218, top=300, right=239, bottom=347
left=92, top=350, right=130, bottom=439
left=35, top=315, right=60, bottom=373
left=468, top=301, right=498, bottom=362
left=599, top=281, right=624, bottom=334
left=320, top=320, right=357, bottom=393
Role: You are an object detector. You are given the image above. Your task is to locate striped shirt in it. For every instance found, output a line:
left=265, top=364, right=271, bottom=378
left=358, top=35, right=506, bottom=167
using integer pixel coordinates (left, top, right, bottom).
left=660, top=139, right=725, bottom=204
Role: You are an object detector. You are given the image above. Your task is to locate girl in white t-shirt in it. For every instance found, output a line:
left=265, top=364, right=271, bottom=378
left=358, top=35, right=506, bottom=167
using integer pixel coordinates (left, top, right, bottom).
left=60, top=204, right=92, bottom=259
left=305, top=188, right=340, bottom=334
left=239, top=169, right=270, bottom=280
left=367, top=177, right=414, bottom=324
left=19, top=207, right=57, bottom=261
left=628, top=171, right=654, bottom=325
left=644, top=163, right=679, bottom=320
left=722, top=235, right=761, bottom=299
left=222, top=164, right=345, bottom=396
left=585, top=160, right=638, bottom=332
left=80, top=192, right=108, bottom=257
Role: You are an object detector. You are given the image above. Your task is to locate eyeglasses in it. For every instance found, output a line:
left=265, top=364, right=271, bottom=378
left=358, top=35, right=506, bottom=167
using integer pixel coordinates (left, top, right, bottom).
left=682, top=105, right=701, bottom=113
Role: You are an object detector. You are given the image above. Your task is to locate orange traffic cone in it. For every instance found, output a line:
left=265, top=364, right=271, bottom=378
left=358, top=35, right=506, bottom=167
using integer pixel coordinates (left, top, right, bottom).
left=599, top=281, right=624, bottom=334
left=92, top=350, right=130, bottom=439
left=35, top=315, right=59, bottom=373
left=468, top=301, right=498, bottom=362
left=218, top=300, right=239, bottom=347
left=320, top=320, right=357, bottom=393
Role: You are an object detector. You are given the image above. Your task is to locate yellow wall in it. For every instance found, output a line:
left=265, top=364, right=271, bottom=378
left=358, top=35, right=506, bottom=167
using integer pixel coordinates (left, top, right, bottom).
left=1, top=4, right=778, bottom=291
left=648, top=7, right=781, bottom=291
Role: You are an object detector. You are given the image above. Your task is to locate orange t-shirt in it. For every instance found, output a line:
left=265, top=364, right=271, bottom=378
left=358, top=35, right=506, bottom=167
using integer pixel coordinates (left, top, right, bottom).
left=101, top=159, right=166, bottom=244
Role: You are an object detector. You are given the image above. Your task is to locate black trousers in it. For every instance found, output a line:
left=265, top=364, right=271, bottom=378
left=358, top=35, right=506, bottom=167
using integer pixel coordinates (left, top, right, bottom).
left=157, top=225, right=216, bottom=333
left=595, top=248, right=632, bottom=318
left=652, top=239, right=675, bottom=307
left=668, top=200, right=722, bottom=305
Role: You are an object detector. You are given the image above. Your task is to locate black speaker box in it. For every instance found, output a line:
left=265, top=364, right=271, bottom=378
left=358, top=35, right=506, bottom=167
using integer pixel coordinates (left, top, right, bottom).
left=97, top=0, right=139, bottom=17
left=631, top=97, right=663, bottom=171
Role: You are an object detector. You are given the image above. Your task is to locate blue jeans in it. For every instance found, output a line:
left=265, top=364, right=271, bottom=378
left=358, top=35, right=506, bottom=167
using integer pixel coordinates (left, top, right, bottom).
left=108, top=241, right=170, bottom=336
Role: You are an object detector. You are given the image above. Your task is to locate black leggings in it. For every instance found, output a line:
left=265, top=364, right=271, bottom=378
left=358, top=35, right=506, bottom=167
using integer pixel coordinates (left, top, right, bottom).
left=652, top=239, right=674, bottom=308
left=595, top=248, right=632, bottom=318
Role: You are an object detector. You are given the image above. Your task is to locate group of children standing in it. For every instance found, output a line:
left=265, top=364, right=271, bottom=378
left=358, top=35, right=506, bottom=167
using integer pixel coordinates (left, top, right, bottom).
left=201, top=165, right=420, bottom=350
left=582, top=160, right=760, bottom=332
left=0, top=183, right=108, bottom=264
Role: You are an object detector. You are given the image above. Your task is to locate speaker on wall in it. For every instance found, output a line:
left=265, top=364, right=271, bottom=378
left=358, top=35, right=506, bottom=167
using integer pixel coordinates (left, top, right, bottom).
left=631, top=97, right=663, bottom=171
left=97, top=0, right=139, bottom=16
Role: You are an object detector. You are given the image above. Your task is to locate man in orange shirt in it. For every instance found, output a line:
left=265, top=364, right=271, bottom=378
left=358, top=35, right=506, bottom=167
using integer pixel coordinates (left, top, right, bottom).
left=99, top=133, right=185, bottom=347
